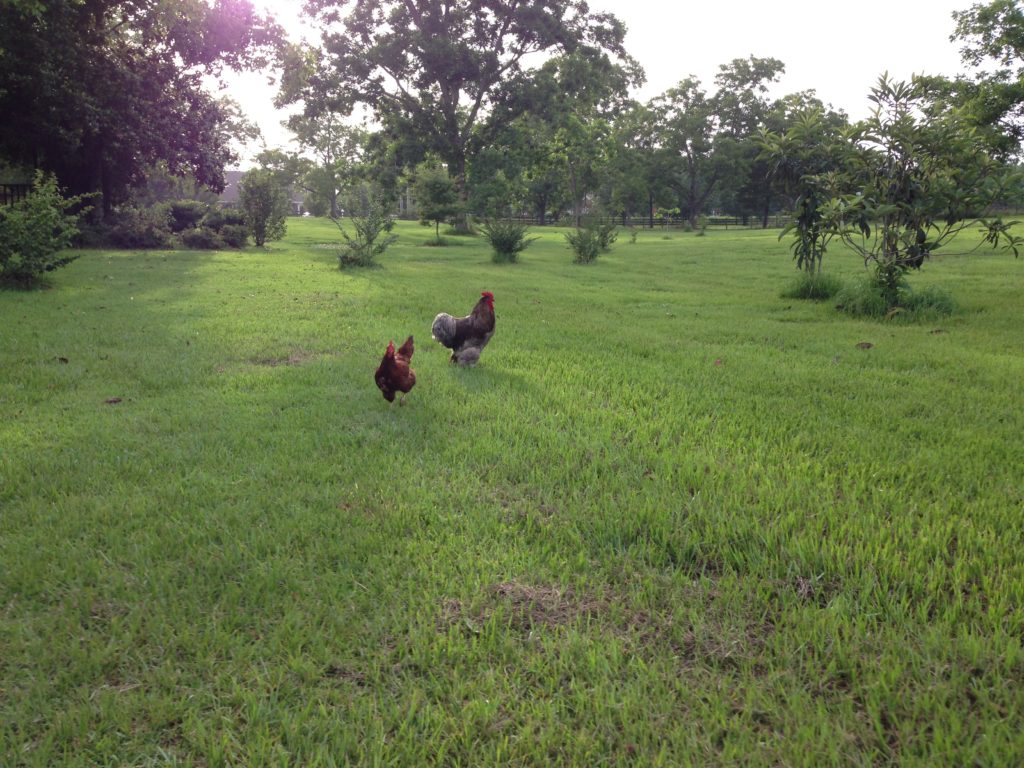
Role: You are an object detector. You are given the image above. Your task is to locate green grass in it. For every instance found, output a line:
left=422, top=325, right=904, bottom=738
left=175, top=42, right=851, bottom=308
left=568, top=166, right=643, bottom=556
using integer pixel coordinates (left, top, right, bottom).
left=2, top=219, right=1022, bottom=766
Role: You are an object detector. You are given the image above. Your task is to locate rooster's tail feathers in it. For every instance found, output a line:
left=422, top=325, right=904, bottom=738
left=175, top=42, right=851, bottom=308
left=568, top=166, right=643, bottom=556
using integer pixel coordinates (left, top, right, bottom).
left=431, top=313, right=456, bottom=348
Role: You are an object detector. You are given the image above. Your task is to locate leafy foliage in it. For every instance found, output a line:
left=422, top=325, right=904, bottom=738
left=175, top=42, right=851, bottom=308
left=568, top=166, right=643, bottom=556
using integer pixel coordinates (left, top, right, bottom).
left=414, top=163, right=462, bottom=243
left=239, top=170, right=290, bottom=247
left=0, top=1, right=281, bottom=216
left=290, top=0, right=639, bottom=220
left=480, top=219, right=537, bottom=263
left=759, top=109, right=849, bottom=273
left=820, top=76, right=1023, bottom=308
left=565, top=227, right=601, bottom=264
left=0, top=172, right=85, bottom=286
left=334, top=192, right=398, bottom=268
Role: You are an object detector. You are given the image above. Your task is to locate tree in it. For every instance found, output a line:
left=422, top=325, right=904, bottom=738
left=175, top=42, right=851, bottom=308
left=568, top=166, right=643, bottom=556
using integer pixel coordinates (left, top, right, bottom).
left=948, top=0, right=1024, bottom=156
left=607, top=103, right=674, bottom=227
left=413, top=162, right=462, bottom=242
left=290, top=0, right=639, bottom=226
left=286, top=113, right=367, bottom=217
left=820, top=75, right=1022, bottom=309
left=0, top=1, right=281, bottom=217
left=654, top=57, right=786, bottom=228
left=239, top=169, right=289, bottom=247
left=758, top=108, right=850, bottom=273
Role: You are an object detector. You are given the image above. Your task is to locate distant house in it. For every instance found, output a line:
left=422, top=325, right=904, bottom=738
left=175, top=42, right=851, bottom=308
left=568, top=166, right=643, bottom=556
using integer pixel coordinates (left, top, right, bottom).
left=219, top=170, right=305, bottom=215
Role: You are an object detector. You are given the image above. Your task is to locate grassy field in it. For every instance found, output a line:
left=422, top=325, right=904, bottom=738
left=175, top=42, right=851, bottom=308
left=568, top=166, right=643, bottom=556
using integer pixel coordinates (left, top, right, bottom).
left=1, top=218, right=1022, bottom=766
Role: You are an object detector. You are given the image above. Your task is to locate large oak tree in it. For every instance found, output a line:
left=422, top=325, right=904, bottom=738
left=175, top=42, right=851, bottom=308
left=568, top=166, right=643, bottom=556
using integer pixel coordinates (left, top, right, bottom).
left=292, top=0, right=639, bottom=214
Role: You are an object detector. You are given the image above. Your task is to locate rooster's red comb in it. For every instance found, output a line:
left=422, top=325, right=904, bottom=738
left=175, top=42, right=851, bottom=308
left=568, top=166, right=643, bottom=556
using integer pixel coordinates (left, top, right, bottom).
left=385, top=340, right=395, bottom=355
left=481, top=291, right=494, bottom=300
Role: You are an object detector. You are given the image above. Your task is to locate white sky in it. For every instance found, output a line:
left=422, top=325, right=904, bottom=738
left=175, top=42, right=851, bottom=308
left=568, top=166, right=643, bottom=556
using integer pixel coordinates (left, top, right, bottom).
left=224, top=0, right=972, bottom=166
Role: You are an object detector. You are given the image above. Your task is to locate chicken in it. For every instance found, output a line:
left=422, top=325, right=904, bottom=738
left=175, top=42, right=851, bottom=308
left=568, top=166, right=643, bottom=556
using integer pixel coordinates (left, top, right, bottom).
left=431, top=291, right=496, bottom=366
left=374, top=335, right=416, bottom=405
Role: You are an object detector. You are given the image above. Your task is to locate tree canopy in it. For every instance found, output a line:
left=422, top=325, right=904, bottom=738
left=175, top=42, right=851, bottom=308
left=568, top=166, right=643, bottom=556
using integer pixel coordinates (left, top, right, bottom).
left=289, top=0, right=642, bottom=204
left=0, top=0, right=281, bottom=216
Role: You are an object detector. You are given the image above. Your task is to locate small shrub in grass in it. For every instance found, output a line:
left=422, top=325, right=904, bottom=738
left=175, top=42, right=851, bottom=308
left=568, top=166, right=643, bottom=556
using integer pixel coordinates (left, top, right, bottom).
left=334, top=198, right=398, bottom=268
left=781, top=272, right=844, bottom=300
left=481, top=219, right=537, bottom=263
left=0, top=172, right=85, bottom=287
left=594, top=220, right=618, bottom=251
left=565, top=227, right=600, bottom=264
left=180, top=227, right=224, bottom=250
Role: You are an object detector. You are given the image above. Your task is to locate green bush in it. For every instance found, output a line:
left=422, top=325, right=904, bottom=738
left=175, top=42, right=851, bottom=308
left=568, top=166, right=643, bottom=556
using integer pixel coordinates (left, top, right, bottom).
left=334, top=199, right=398, bottom=268
left=107, top=206, right=173, bottom=249
left=239, top=170, right=289, bottom=247
left=164, top=199, right=210, bottom=232
left=780, top=272, right=844, bottom=300
left=201, top=207, right=246, bottom=231
left=565, top=227, right=600, bottom=264
left=180, top=227, right=224, bottom=250
left=480, top=219, right=537, bottom=263
left=0, top=172, right=85, bottom=287
left=218, top=224, right=249, bottom=248
left=594, top=220, right=618, bottom=251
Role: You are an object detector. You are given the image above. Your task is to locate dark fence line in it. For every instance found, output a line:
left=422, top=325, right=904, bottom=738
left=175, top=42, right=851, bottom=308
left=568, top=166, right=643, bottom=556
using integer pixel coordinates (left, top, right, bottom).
left=394, top=213, right=794, bottom=229
left=1, top=183, right=31, bottom=207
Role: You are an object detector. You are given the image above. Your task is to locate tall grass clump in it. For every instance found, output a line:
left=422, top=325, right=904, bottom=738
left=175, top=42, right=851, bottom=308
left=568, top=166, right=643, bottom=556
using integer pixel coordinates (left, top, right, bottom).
left=780, top=271, right=844, bottom=300
left=480, top=219, right=537, bottom=263
left=835, top=275, right=956, bottom=320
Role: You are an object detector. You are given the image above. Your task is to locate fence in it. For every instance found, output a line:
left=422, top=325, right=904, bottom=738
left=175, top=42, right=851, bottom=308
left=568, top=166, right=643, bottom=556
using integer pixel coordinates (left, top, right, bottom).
left=1, top=184, right=31, bottom=207
left=394, top=212, right=794, bottom=229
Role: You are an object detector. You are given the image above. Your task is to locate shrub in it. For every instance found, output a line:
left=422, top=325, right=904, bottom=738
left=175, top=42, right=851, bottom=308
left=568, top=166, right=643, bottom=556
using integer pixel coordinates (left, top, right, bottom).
left=218, top=224, right=249, bottom=248
left=164, top=199, right=210, bottom=232
left=239, top=169, right=289, bottom=247
left=565, top=227, right=600, bottom=264
left=106, top=205, right=173, bottom=249
left=780, top=272, right=844, bottom=300
left=180, top=227, right=224, bottom=249
left=594, top=220, right=618, bottom=251
left=201, top=207, right=246, bottom=231
left=0, top=172, right=85, bottom=287
left=480, top=219, right=537, bottom=263
left=334, top=198, right=398, bottom=268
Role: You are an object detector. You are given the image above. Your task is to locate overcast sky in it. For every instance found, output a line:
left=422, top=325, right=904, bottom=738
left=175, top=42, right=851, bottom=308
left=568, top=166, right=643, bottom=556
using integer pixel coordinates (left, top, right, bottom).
left=225, top=0, right=973, bottom=165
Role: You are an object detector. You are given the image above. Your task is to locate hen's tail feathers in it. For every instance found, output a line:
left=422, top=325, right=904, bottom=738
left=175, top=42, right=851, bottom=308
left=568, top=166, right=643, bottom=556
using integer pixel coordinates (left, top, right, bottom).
left=397, top=335, right=414, bottom=360
left=431, top=313, right=456, bottom=349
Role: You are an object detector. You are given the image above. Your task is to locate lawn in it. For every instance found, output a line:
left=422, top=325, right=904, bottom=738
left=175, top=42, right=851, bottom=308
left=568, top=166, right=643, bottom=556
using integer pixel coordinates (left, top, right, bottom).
left=1, top=218, right=1022, bottom=766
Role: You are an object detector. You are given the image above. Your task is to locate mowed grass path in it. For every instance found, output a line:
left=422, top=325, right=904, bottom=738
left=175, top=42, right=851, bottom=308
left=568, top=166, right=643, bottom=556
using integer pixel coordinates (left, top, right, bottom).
left=1, top=219, right=1022, bottom=766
